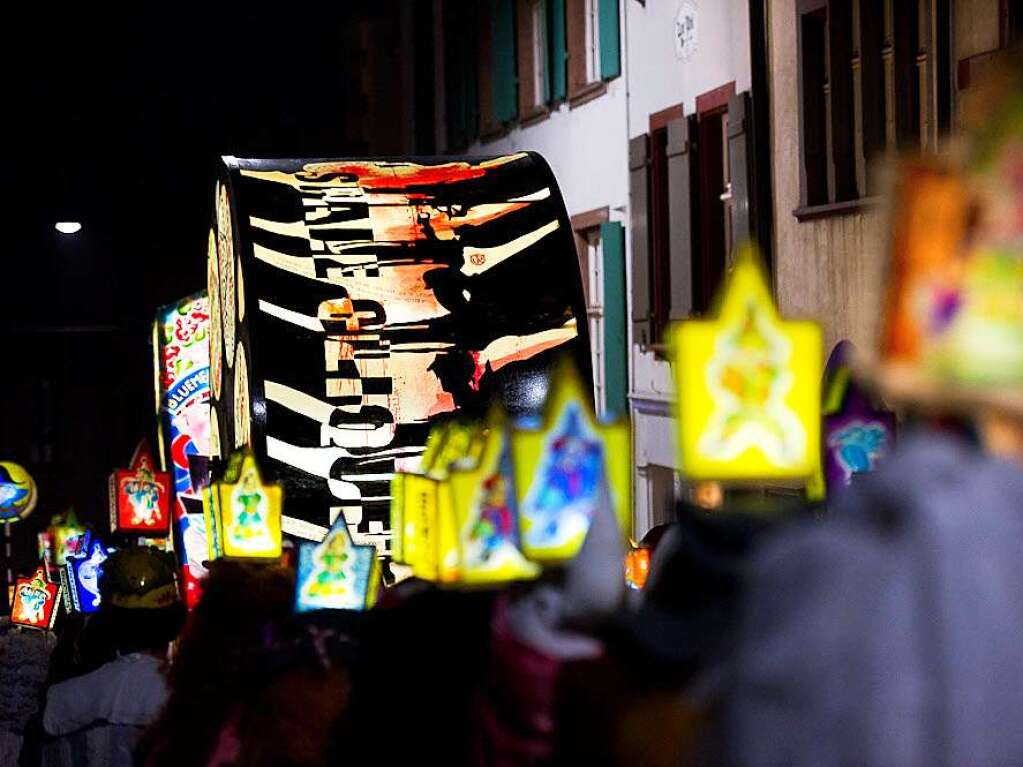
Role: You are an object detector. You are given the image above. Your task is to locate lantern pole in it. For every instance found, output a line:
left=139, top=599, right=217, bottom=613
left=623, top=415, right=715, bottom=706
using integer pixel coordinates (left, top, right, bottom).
left=3, top=523, right=11, bottom=612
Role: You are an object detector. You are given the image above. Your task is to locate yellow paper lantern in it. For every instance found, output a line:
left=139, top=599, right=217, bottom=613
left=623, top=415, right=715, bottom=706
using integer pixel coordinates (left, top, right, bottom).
left=511, top=363, right=631, bottom=564
left=671, top=245, right=822, bottom=482
left=448, top=415, right=540, bottom=584
left=203, top=449, right=283, bottom=561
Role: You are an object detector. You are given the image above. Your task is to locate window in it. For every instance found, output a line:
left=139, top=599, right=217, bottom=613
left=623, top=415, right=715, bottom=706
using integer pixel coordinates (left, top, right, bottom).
left=584, top=0, right=602, bottom=84
left=796, top=0, right=950, bottom=217
left=566, top=0, right=620, bottom=103
left=574, top=210, right=627, bottom=418
left=517, top=0, right=551, bottom=119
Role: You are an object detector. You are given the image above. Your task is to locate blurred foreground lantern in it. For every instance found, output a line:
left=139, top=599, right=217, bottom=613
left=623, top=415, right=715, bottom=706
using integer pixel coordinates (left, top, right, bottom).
left=672, top=246, right=822, bottom=483
left=65, top=538, right=109, bottom=614
left=11, top=566, right=60, bottom=630
left=391, top=421, right=486, bottom=582
left=821, top=342, right=896, bottom=494
left=295, top=516, right=380, bottom=612
left=204, top=450, right=283, bottom=561
left=109, top=441, right=171, bottom=537
left=511, top=363, right=631, bottom=564
left=449, top=415, right=540, bottom=584
left=0, top=462, right=38, bottom=524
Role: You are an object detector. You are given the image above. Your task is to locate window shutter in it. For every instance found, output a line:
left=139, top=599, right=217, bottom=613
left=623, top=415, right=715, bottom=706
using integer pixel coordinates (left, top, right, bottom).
left=600, top=221, right=628, bottom=419
left=598, top=0, right=621, bottom=80
left=666, top=115, right=694, bottom=321
left=727, top=91, right=752, bottom=249
left=493, top=0, right=518, bottom=124
left=549, top=0, right=566, bottom=100
left=629, top=134, right=651, bottom=347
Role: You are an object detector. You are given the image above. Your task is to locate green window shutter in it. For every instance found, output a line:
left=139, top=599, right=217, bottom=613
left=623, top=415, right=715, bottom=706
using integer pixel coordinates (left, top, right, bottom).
left=493, top=0, right=518, bottom=123
left=600, top=221, right=628, bottom=420
left=598, top=0, right=621, bottom=80
left=549, top=0, right=567, bottom=101
left=541, top=0, right=552, bottom=103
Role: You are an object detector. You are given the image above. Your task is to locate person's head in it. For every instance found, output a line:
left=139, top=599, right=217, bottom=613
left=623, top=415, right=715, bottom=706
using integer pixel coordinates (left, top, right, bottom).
left=98, top=546, right=185, bottom=656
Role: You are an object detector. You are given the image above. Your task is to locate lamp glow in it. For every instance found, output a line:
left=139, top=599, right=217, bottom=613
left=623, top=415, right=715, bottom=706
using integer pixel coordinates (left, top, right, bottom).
left=55, top=222, right=82, bottom=234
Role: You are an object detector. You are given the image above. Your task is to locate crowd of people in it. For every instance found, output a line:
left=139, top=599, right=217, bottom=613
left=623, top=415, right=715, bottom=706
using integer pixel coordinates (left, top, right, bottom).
left=1, top=405, right=1023, bottom=766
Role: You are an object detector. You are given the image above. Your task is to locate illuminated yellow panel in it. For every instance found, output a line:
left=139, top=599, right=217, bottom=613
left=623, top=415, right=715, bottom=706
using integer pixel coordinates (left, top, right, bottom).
left=511, top=363, right=631, bottom=564
left=449, top=418, right=539, bottom=584
left=212, top=450, right=283, bottom=560
left=672, top=246, right=822, bottom=481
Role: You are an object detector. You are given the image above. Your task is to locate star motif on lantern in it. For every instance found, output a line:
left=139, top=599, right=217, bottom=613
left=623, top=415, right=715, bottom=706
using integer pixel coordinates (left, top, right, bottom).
left=672, top=245, right=822, bottom=482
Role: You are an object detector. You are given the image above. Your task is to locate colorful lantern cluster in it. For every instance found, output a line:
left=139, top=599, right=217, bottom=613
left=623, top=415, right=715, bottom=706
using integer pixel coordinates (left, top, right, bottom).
left=390, top=364, right=631, bottom=585
left=203, top=450, right=283, bottom=561
left=11, top=565, right=61, bottom=630
left=0, top=462, right=38, bottom=525
left=109, top=442, right=171, bottom=537
left=46, top=509, right=88, bottom=569
left=671, top=246, right=823, bottom=484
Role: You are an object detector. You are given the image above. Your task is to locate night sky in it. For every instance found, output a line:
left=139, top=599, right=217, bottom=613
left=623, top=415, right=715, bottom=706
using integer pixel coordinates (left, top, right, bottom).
left=1, top=5, right=375, bottom=565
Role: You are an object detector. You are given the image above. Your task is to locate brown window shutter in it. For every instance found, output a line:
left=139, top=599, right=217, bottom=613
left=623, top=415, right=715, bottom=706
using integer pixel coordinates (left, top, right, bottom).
left=727, top=91, right=751, bottom=251
left=566, top=0, right=587, bottom=96
left=666, top=116, right=694, bottom=321
left=629, top=134, right=651, bottom=347
left=517, top=0, right=534, bottom=117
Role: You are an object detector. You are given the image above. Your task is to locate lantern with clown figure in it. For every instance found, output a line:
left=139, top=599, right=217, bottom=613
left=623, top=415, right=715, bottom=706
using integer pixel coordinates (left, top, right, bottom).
left=109, top=441, right=171, bottom=537
left=11, top=565, right=61, bottom=630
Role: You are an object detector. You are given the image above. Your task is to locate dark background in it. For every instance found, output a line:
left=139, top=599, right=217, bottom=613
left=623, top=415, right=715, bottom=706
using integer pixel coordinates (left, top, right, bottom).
left=0, top=4, right=407, bottom=572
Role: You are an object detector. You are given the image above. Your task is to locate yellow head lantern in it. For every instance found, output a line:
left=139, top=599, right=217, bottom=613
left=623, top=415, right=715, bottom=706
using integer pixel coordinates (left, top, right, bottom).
left=204, top=449, right=283, bottom=561
left=671, top=246, right=823, bottom=483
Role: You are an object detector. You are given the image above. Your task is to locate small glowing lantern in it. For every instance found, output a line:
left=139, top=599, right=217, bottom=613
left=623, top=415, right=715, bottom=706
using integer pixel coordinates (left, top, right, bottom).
left=511, top=363, right=631, bottom=564
left=449, top=416, right=539, bottom=584
left=49, top=509, right=88, bottom=568
left=65, top=539, right=109, bottom=614
left=821, top=342, right=896, bottom=493
left=11, top=565, right=61, bottom=630
left=295, top=515, right=380, bottom=612
left=109, top=441, right=171, bottom=536
left=0, top=462, right=38, bottom=524
left=671, top=245, right=822, bottom=482
left=204, top=449, right=283, bottom=560
left=624, top=546, right=651, bottom=590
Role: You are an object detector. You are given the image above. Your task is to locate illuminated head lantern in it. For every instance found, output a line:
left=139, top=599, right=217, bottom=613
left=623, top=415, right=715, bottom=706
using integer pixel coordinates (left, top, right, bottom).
left=204, top=449, right=283, bottom=561
left=510, top=362, right=631, bottom=564
left=0, top=462, right=38, bottom=524
left=48, top=509, right=88, bottom=568
left=109, top=441, right=172, bottom=536
left=295, top=515, right=380, bottom=612
left=11, top=565, right=60, bottom=630
left=671, top=246, right=823, bottom=483
left=65, top=538, right=110, bottom=614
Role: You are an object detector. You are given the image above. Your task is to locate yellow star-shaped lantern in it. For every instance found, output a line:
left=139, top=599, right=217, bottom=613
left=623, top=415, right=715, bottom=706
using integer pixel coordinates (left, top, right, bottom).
left=510, top=363, right=631, bottom=564
left=204, top=449, right=283, bottom=561
left=671, top=245, right=822, bottom=482
left=448, top=412, right=540, bottom=584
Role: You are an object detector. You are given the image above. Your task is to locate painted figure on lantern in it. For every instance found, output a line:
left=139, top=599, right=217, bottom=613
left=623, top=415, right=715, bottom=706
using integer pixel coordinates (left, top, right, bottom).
left=74, top=541, right=109, bottom=612
left=0, top=466, right=30, bottom=508
left=295, top=517, right=377, bottom=612
left=0, top=462, right=38, bottom=523
left=828, top=422, right=890, bottom=481
left=523, top=405, right=604, bottom=550
left=123, top=458, right=163, bottom=527
left=228, top=469, right=272, bottom=552
left=470, top=474, right=514, bottom=563
left=11, top=566, right=60, bottom=629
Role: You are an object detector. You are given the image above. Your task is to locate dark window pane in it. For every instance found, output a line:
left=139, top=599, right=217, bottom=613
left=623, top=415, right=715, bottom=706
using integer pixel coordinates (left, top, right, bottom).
left=800, top=8, right=829, bottom=205
left=893, top=0, right=920, bottom=149
left=829, top=0, right=857, bottom=200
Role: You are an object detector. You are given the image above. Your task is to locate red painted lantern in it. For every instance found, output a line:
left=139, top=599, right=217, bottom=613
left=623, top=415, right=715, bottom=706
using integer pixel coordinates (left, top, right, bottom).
left=109, top=441, right=171, bottom=536
left=11, top=565, right=61, bottom=630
